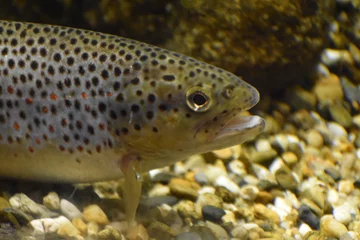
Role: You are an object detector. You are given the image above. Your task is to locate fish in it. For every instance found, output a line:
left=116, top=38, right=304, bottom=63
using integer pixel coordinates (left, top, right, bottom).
left=0, top=20, right=265, bottom=223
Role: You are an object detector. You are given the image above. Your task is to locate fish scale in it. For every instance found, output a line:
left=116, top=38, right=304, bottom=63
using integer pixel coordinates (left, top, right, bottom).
left=0, top=20, right=265, bottom=224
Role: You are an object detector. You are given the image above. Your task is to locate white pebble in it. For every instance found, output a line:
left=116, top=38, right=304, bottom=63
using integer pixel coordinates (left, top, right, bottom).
left=316, top=63, right=330, bottom=77
left=204, top=165, right=227, bottom=183
left=333, top=203, right=353, bottom=225
left=30, top=219, right=45, bottom=235
left=327, top=188, right=340, bottom=205
left=215, top=176, right=240, bottom=193
left=252, top=164, right=277, bottom=183
left=228, top=160, right=247, bottom=176
left=353, top=114, right=360, bottom=128
left=60, top=199, right=82, bottom=220
left=327, top=122, right=348, bottom=138
left=299, top=223, right=312, bottom=236
left=255, top=139, right=272, bottom=152
left=268, top=157, right=285, bottom=175
left=240, top=186, right=259, bottom=201
left=338, top=180, right=354, bottom=194
left=321, top=48, right=353, bottom=66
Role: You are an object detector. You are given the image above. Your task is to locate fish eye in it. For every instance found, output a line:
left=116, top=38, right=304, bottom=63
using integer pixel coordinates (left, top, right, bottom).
left=186, top=87, right=211, bottom=112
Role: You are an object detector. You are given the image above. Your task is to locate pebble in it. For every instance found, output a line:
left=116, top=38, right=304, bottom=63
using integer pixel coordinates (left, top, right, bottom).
left=306, top=129, right=324, bottom=148
left=327, top=122, right=348, bottom=138
left=196, top=193, right=223, bottom=215
left=139, top=196, right=178, bottom=210
left=228, top=159, right=246, bottom=176
left=174, top=200, right=199, bottom=219
left=314, top=74, right=344, bottom=103
left=87, top=221, right=99, bottom=237
left=169, top=178, right=200, bottom=200
left=57, top=220, right=81, bottom=238
left=231, top=225, right=249, bottom=239
left=60, top=199, right=82, bottom=220
left=287, top=86, right=317, bottom=110
left=255, top=139, right=272, bottom=152
left=253, top=204, right=280, bottom=224
left=328, top=103, right=353, bottom=128
left=194, top=172, right=208, bottom=185
left=298, top=204, right=320, bottom=230
left=0, top=197, right=10, bottom=210
left=214, top=175, right=241, bottom=193
left=147, top=221, right=177, bottom=240
left=281, top=151, right=298, bottom=166
left=98, top=226, right=123, bottom=240
left=302, top=185, right=327, bottom=209
left=43, top=192, right=60, bottom=211
left=190, top=226, right=217, bottom=240
left=204, top=165, right=227, bottom=183
left=212, top=146, right=239, bottom=160
left=202, top=205, right=226, bottom=223
left=72, top=217, right=87, bottom=235
left=321, top=48, right=353, bottom=67
left=353, top=114, right=360, bottom=128
left=338, top=180, right=354, bottom=194
left=275, top=168, right=298, bottom=191
left=205, top=221, right=229, bottom=240
left=151, top=172, right=178, bottom=184
left=298, top=223, right=312, bottom=237
left=148, top=184, right=170, bottom=197
left=215, top=186, right=236, bottom=203
left=83, top=204, right=109, bottom=225
left=333, top=203, right=353, bottom=225
left=175, top=232, right=201, bottom=240
left=127, top=224, right=149, bottom=240
left=251, top=149, right=278, bottom=164
left=240, top=185, right=259, bottom=201
left=9, top=193, right=56, bottom=218
left=321, top=215, right=347, bottom=238
left=324, top=167, right=342, bottom=181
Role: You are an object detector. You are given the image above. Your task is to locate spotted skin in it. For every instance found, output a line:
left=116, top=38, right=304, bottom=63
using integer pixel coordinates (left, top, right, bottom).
left=0, top=21, right=264, bottom=183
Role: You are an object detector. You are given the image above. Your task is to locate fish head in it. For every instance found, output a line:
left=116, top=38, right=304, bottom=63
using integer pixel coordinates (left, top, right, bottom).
left=121, top=56, right=265, bottom=170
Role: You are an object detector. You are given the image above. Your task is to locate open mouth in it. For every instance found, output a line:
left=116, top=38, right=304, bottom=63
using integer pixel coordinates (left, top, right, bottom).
left=213, top=113, right=265, bottom=141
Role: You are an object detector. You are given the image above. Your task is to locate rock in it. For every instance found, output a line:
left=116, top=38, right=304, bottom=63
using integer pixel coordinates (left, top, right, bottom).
left=202, top=205, right=226, bottom=223
left=228, top=160, right=246, bottom=176
left=139, top=196, right=178, bottom=212
left=98, top=227, right=123, bottom=240
left=327, top=122, right=348, bottom=138
left=287, top=86, right=317, bottom=110
left=231, top=225, right=249, bottom=239
left=290, top=110, right=317, bottom=130
left=338, top=180, right=354, bottom=194
left=214, top=175, right=241, bottom=193
left=30, top=219, right=45, bottom=235
left=190, top=226, right=217, bottom=240
left=302, top=185, right=327, bottom=209
left=205, top=221, right=229, bottom=240
left=57, top=220, right=81, bottom=238
left=72, top=218, right=87, bottom=235
left=251, top=149, right=278, bottom=164
left=147, top=221, right=177, bottom=240
left=175, top=232, right=201, bottom=240
left=320, top=215, right=347, bottom=238
left=253, top=204, right=280, bottom=224
left=240, top=186, right=259, bottom=201
left=151, top=172, right=178, bottom=184
left=306, top=129, right=324, bottom=149
left=83, top=204, right=109, bottom=225
left=299, top=204, right=320, bottom=230
left=353, top=114, right=360, bottom=128
left=328, top=103, right=353, bottom=128
left=148, top=184, right=170, bottom=197
left=169, top=178, right=200, bottom=201
left=282, top=151, right=298, bottom=167
left=127, top=224, right=149, bottom=240
left=215, top=187, right=236, bottom=203
left=212, top=146, right=238, bottom=160
left=275, top=168, right=298, bottom=191
left=255, top=139, right=272, bottom=152
left=174, top=200, right=199, bottom=219
left=324, top=167, right=341, bottom=181
left=87, top=221, right=99, bottom=237
left=60, top=199, right=82, bottom=220
left=333, top=203, right=353, bottom=225
left=204, top=165, right=227, bottom=183
left=194, top=173, right=208, bottom=185
left=313, top=74, right=344, bottom=103
left=0, top=197, right=10, bottom=210
left=9, top=193, right=57, bottom=218
left=321, top=49, right=353, bottom=66
left=43, top=192, right=60, bottom=211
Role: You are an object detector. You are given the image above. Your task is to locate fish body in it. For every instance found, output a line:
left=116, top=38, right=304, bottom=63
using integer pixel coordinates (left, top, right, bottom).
left=0, top=20, right=264, bottom=183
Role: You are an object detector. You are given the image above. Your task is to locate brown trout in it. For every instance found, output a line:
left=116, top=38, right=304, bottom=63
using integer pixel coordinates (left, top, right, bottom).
left=0, top=20, right=264, bottom=223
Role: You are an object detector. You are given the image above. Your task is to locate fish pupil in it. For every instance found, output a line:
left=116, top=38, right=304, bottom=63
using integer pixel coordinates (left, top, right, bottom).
left=193, top=92, right=207, bottom=106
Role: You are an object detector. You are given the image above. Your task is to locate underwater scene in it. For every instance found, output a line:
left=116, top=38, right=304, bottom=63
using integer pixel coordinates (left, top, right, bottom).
left=0, top=0, right=358, bottom=239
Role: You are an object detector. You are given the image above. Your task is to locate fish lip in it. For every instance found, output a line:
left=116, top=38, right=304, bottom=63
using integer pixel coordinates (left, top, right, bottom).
left=213, top=114, right=265, bottom=141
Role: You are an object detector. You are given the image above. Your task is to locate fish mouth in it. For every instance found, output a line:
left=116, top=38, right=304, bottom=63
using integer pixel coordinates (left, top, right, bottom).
left=213, top=113, right=265, bottom=141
